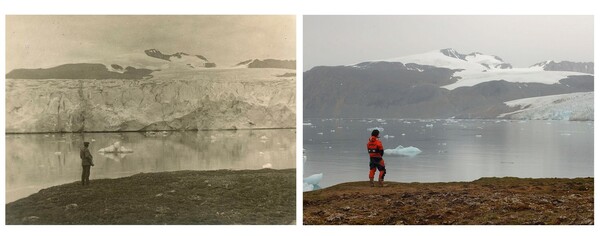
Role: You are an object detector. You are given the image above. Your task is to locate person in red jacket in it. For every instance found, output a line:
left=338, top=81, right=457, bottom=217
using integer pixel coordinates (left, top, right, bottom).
left=367, top=129, right=385, bottom=187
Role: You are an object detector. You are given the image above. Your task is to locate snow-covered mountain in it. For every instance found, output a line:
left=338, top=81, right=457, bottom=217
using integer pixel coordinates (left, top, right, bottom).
left=530, top=60, right=594, bottom=74
left=304, top=48, right=593, bottom=120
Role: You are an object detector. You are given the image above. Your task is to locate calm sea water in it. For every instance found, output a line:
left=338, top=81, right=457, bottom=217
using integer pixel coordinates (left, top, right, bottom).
left=303, top=118, right=593, bottom=188
left=6, top=129, right=295, bottom=203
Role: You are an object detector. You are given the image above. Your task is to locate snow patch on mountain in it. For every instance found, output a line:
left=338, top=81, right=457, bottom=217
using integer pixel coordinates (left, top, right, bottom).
left=499, top=92, right=593, bottom=121
left=441, top=68, right=589, bottom=90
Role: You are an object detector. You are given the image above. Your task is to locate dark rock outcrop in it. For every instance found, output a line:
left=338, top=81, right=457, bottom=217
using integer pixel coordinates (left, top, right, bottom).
left=6, top=63, right=153, bottom=80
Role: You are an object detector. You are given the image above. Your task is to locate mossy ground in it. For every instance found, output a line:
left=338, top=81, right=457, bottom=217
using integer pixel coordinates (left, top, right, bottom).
left=7, top=169, right=295, bottom=225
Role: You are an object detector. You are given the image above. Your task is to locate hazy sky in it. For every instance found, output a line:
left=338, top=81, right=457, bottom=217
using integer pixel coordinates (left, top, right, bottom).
left=304, top=15, right=593, bottom=71
left=6, top=15, right=295, bottom=71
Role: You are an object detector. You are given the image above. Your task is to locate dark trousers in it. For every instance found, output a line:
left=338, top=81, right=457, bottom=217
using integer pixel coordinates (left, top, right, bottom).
left=82, top=165, right=91, bottom=185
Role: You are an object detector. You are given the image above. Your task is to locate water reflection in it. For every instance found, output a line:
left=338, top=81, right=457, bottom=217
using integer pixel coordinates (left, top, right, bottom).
left=6, top=129, right=296, bottom=203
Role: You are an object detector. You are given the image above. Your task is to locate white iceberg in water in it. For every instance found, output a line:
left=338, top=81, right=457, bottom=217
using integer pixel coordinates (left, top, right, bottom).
left=303, top=182, right=315, bottom=191
left=98, top=141, right=133, bottom=153
left=303, top=173, right=323, bottom=192
left=385, top=145, right=422, bottom=157
left=262, top=163, right=272, bottom=169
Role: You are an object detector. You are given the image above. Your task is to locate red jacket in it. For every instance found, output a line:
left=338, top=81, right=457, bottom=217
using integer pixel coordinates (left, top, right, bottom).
left=367, top=135, right=384, bottom=158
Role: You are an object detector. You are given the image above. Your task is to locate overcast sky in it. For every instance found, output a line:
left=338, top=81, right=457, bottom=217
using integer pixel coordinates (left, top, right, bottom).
left=304, top=15, right=593, bottom=71
left=6, top=15, right=295, bottom=71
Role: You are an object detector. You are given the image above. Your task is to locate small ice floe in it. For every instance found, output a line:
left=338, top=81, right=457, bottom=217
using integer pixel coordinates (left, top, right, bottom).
left=303, top=123, right=313, bottom=126
left=475, top=134, right=482, bottom=138
left=54, top=152, right=61, bottom=155
left=262, top=163, right=272, bottom=169
left=376, top=119, right=386, bottom=123
left=91, top=138, right=96, bottom=142
left=385, top=145, right=422, bottom=157
left=161, top=131, right=169, bottom=136
left=560, top=133, right=572, bottom=136
left=98, top=142, right=133, bottom=153
left=367, top=127, right=384, bottom=131
left=303, top=173, right=323, bottom=192
left=401, top=133, right=406, bottom=136
left=317, top=132, right=324, bottom=135
left=145, top=131, right=157, bottom=136
left=260, top=135, right=269, bottom=140
left=259, top=152, right=265, bottom=155
left=44, top=134, right=50, bottom=137
left=330, top=130, right=336, bottom=133
left=425, top=124, right=434, bottom=128
left=383, top=135, right=395, bottom=139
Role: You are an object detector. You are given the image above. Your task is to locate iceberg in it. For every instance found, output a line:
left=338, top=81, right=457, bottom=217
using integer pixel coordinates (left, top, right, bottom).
left=304, top=173, right=323, bottom=185
left=303, top=173, right=323, bottom=192
left=98, top=141, right=134, bottom=153
left=385, top=145, right=422, bottom=157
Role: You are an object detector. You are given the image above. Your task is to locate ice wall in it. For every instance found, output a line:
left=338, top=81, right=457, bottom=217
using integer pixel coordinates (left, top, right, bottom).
left=6, top=68, right=296, bottom=133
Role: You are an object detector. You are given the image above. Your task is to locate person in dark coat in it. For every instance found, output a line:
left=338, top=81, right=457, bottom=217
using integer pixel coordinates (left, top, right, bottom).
left=80, top=141, right=94, bottom=186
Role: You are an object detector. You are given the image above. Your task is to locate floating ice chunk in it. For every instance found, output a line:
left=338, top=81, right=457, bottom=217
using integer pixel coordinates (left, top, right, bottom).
left=385, top=145, right=422, bottom=157
left=303, top=123, right=313, bottom=126
left=260, top=135, right=269, bottom=140
left=262, top=163, right=272, bottom=168
left=383, top=135, right=395, bottom=139
left=401, top=133, right=406, bottom=136
left=560, top=133, right=572, bottom=136
left=303, top=182, right=315, bottom=192
left=54, top=152, right=61, bottom=155
left=303, top=155, right=307, bottom=163
left=330, top=130, right=335, bottom=133
left=98, top=142, right=133, bottom=153
left=376, top=119, right=386, bottom=123
left=425, top=124, right=434, bottom=128
left=475, top=134, right=482, bottom=138
left=367, top=127, right=384, bottom=131
left=317, top=132, right=324, bottom=135
left=304, top=173, right=323, bottom=185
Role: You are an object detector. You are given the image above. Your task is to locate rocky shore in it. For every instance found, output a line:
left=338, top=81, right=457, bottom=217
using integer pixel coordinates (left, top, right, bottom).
left=6, top=169, right=295, bottom=225
left=304, top=177, right=593, bottom=225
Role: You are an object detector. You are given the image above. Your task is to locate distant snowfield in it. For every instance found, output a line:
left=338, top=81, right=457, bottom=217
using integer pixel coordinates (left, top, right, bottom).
left=370, top=50, right=591, bottom=90
left=442, top=69, right=589, bottom=90
left=500, top=92, right=594, bottom=121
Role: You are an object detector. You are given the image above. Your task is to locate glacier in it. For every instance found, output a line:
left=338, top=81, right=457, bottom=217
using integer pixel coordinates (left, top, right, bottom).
left=499, top=92, right=593, bottom=121
left=6, top=68, right=295, bottom=133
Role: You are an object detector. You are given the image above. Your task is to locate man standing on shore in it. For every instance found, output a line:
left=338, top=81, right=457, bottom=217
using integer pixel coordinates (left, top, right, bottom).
left=80, top=141, right=94, bottom=186
left=367, top=129, right=385, bottom=187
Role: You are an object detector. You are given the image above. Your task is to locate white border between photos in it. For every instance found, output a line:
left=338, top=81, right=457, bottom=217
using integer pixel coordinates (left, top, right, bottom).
left=0, top=0, right=598, bottom=236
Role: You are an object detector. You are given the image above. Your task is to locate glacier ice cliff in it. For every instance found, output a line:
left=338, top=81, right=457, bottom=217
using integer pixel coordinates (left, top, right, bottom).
left=6, top=68, right=295, bottom=133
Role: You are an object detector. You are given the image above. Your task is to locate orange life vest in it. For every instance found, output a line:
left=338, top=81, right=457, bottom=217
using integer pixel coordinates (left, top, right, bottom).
left=367, top=135, right=384, bottom=158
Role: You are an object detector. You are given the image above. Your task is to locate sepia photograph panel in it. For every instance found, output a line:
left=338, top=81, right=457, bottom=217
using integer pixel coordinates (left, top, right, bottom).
left=5, top=15, right=296, bottom=225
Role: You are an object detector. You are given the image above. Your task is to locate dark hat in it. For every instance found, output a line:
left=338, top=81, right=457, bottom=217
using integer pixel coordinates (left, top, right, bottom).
left=371, top=129, right=379, bottom=137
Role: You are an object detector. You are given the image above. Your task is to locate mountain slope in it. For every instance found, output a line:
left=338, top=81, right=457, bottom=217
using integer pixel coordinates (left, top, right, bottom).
left=304, top=48, right=594, bottom=120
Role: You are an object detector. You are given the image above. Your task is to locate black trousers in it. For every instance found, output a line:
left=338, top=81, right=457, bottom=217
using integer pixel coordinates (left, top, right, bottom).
left=82, top=165, right=91, bottom=185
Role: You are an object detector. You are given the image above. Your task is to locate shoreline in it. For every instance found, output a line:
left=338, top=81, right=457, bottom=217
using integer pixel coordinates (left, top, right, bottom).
left=7, top=168, right=296, bottom=225
left=5, top=127, right=296, bottom=135
left=304, top=177, right=594, bottom=225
